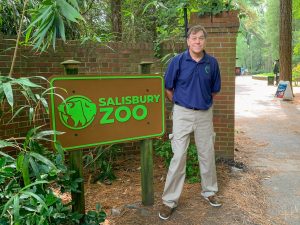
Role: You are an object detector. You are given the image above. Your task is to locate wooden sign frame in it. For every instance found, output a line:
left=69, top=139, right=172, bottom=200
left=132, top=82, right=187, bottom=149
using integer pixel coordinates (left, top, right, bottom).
left=49, top=75, right=165, bottom=150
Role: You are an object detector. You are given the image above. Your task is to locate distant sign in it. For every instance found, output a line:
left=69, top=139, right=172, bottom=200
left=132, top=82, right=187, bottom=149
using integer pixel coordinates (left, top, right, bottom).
left=275, top=80, right=293, bottom=100
left=49, top=75, right=165, bottom=150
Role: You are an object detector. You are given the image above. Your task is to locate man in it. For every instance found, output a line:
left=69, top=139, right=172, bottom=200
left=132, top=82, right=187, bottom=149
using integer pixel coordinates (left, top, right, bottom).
left=273, top=59, right=279, bottom=85
left=159, top=25, right=222, bottom=220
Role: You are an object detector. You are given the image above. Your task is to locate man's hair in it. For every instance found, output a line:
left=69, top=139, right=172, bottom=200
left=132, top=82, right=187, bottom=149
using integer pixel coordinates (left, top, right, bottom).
left=187, top=25, right=208, bottom=38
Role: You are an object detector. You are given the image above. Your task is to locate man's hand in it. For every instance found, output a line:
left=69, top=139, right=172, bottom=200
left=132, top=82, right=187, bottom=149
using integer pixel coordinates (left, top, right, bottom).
left=165, top=89, right=174, bottom=102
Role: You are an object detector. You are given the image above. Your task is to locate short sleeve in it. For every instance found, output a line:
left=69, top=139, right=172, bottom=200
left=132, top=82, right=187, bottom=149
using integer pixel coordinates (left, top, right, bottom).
left=164, top=56, right=180, bottom=90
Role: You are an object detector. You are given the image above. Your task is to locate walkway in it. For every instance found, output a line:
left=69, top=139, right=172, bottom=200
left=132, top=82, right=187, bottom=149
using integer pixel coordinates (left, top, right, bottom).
left=235, top=76, right=300, bottom=225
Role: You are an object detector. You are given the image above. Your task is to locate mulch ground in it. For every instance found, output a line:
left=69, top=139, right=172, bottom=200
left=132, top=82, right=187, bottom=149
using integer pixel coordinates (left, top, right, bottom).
left=76, top=130, right=286, bottom=225
left=52, top=80, right=299, bottom=224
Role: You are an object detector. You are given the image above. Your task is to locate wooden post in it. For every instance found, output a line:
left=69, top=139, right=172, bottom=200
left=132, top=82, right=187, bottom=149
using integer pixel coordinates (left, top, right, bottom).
left=61, top=60, right=85, bottom=214
left=139, top=62, right=154, bottom=206
left=69, top=150, right=85, bottom=213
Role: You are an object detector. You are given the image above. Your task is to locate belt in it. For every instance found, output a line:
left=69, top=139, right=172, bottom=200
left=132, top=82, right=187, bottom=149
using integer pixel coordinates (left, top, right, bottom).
left=175, top=103, right=202, bottom=111
left=186, top=106, right=202, bottom=110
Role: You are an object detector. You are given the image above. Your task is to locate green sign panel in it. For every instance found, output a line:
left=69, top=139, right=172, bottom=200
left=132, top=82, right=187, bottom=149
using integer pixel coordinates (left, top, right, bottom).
left=49, top=75, right=165, bottom=150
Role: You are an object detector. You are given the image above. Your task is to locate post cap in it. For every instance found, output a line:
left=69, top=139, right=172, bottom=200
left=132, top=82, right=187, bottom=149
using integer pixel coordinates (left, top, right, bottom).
left=61, top=60, right=81, bottom=66
left=139, top=61, right=154, bottom=65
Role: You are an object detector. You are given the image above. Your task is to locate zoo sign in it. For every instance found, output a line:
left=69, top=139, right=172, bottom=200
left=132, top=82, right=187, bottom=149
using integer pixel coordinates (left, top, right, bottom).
left=49, top=75, right=165, bottom=150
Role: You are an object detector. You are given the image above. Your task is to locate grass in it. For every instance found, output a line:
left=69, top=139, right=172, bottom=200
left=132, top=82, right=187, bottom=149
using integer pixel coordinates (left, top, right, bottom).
left=253, top=72, right=300, bottom=86
left=254, top=73, right=274, bottom=77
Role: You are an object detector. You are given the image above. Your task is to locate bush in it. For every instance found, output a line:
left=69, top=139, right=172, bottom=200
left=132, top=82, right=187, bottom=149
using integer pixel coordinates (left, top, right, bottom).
left=0, top=77, right=106, bottom=225
left=292, top=64, right=300, bottom=86
left=0, top=129, right=106, bottom=225
left=83, top=144, right=122, bottom=184
left=154, top=139, right=200, bottom=183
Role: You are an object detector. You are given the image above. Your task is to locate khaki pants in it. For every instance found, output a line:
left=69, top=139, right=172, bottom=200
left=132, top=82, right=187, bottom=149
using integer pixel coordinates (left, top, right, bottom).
left=162, top=104, right=218, bottom=208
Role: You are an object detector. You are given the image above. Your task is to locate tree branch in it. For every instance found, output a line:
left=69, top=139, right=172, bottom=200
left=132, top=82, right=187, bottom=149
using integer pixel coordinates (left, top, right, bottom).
left=9, top=0, right=29, bottom=77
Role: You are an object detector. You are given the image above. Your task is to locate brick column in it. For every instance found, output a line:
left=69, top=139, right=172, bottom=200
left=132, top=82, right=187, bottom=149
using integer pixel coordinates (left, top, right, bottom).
left=189, top=11, right=240, bottom=159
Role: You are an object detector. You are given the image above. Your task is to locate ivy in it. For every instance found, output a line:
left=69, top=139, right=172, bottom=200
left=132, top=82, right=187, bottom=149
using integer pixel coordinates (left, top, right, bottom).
left=196, top=0, right=234, bottom=16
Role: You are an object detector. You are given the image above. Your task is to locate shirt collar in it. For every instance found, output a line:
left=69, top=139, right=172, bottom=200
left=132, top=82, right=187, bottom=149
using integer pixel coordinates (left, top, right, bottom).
left=184, top=49, right=210, bottom=64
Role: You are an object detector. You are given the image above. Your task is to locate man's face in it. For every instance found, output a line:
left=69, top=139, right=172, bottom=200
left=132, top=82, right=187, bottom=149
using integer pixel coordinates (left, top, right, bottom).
left=187, top=30, right=206, bottom=55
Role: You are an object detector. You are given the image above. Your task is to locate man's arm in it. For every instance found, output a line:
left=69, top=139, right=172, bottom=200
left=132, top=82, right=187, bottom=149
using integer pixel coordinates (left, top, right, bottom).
left=165, top=89, right=174, bottom=102
left=212, top=92, right=218, bottom=99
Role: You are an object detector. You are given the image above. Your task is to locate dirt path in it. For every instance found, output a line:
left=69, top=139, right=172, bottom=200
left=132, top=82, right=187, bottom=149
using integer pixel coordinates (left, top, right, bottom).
left=235, top=76, right=300, bottom=225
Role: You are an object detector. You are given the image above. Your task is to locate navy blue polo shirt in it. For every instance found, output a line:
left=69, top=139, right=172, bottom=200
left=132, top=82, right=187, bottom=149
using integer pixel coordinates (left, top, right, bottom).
left=164, top=50, right=221, bottom=110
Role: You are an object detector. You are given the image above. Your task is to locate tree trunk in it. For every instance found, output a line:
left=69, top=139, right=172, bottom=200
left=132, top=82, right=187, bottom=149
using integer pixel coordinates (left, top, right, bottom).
left=111, top=0, right=122, bottom=41
left=279, top=0, right=292, bottom=84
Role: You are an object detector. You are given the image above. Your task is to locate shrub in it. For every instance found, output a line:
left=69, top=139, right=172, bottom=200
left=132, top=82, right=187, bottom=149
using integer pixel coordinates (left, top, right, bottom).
left=154, top=139, right=200, bottom=183
left=0, top=77, right=106, bottom=225
left=83, top=144, right=122, bottom=184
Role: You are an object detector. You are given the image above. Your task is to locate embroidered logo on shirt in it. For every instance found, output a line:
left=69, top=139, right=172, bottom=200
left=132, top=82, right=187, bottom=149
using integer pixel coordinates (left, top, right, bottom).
left=205, top=65, right=210, bottom=74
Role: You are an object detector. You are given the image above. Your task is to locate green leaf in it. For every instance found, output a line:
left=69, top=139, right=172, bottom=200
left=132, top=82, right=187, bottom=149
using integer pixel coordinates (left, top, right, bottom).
left=9, top=105, right=30, bottom=123
left=22, top=206, right=37, bottom=212
left=15, top=78, right=42, bottom=88
left=35, top=93, right=49, bottom=113
left=56, top=0, right=84, bottom=23
left=40, top=97, right=49, bottom=114
left=1, top=194, right=14, bottom=217
left=16, top=153, right=24, bottom=172
left=25, top=26, right=33, bottom=44
left=0, top=140, right=15, bottom=149
left=52, top=24, right=57, bottom=50
left=45, top=193, right=58, bottom=206
left=57, top=14, right=66, bottom=41
left=20, top=191, right=48, bottom=211
left=25, top=127, right=40, bottom=144
left=2, top=167, right=16, bottom=178
left=53, top=213, right=66, bottom=219
left=22, top=154, right=31, bottom=186
left=29, top=157, right=40, bottom=180
left=33, top=130, right=65, bottom=139
left=27, top=5, right=53, bottom=30
left=20, top=180, right=48, bottom=191
left=20, top=90, right=30, bottom=103
left=0, top=151, right=15, bottom=161
left=30, top=76, right=50, bottom=83
left=54, top=142, right=65, bottom=160
left=29, top=107, right=34, bottom=123
left=158, top=2, right=168, bottom=9
left=68, top=0, right=80, bottom=10
left=3, top=82, right=13, bottom=107
left=80, top=36, right=90, bottom=44
left=35, top=94, right=41, bottom=100
left=37, top=217, right=46, bottom=225
left=23, top=86, right=37, bottom=103
left=32, top=16, right=55, bottom=50
left=13, top=196, right=20, bottom=224
left=0, top=157, right=6, bottom=167
left=4, top=178, right=16, bottom=193
left=30, top=152, right=56, bottom=169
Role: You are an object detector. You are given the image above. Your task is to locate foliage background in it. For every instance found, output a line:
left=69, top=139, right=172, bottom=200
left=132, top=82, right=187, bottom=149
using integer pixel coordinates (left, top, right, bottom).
left=1, top=0, right=299, bottom=74
left=236, top=0, right=300, bottom=74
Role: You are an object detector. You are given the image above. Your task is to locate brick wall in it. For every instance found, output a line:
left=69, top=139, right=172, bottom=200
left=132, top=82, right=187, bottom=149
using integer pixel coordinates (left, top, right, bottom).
left=189, top=11, right=239, bottom=158
left=0, top=11, right=239, bottom=159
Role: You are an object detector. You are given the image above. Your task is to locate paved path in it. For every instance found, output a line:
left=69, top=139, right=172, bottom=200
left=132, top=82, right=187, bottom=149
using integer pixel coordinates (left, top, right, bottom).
left=235, top=76, right=300, bottom=225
